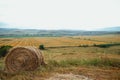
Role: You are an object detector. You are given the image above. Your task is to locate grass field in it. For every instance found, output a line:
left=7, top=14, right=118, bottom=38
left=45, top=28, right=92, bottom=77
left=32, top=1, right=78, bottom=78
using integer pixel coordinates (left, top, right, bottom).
left=0, top=35, right=120, bottom=80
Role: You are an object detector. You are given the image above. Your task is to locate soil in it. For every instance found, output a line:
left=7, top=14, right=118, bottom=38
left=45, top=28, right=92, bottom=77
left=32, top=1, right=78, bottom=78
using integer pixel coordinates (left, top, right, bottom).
left=46, top=73, right=93, bottom=80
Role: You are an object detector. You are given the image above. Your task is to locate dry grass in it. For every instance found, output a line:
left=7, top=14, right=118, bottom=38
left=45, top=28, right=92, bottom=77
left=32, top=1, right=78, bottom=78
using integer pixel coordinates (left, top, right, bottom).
left=73, top=35, right=120, bottom=43
left=0, top=35, right=120, bottom=80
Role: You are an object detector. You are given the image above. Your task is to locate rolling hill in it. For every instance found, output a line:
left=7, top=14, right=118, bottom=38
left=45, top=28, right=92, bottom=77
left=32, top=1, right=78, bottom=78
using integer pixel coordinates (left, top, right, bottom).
left=0, top=28, right=120, bottom=37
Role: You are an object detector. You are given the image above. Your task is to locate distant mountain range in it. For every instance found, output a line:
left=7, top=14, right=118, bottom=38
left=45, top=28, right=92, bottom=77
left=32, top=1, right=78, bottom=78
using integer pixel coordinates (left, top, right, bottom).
left=98, top=27, right=120, bottom=31
left=0, top=27, right=119, bottom=37
left=0, top=26, right=120, bottom=31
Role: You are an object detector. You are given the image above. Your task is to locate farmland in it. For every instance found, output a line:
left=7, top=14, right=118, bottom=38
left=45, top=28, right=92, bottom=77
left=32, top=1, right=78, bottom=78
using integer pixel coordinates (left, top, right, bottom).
left=0, top=35, right=119, bottom=48
left=0, top=35, right=120, bottom=80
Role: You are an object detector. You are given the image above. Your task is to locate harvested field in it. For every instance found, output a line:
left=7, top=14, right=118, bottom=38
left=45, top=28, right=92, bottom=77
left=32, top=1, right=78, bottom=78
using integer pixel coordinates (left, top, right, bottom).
left=1, top=36, right=119, bottom=48
left=0, top=35, right=120, bottom=80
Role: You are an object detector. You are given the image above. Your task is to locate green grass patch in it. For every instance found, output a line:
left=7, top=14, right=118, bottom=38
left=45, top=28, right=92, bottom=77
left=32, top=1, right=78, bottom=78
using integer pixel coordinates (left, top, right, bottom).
left=48, top=58, right=120, bottom=68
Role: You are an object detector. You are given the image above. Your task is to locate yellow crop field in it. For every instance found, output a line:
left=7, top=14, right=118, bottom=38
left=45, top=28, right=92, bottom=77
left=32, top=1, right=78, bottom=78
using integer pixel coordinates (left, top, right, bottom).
left=0, top=36, right=111, bottom=48
left=74, top=35, right=120, bottom=43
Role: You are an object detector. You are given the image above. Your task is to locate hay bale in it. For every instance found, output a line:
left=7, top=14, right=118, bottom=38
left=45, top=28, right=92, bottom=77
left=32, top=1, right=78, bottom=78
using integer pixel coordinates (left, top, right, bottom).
left=5, top=46, right=45, bottom=73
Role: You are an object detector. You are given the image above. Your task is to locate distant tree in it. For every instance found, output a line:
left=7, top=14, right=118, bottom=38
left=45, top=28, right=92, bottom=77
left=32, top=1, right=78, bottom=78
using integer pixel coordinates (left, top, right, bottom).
left=39, top=44, right=45, bottom=50
left=0, top=45, right=12, bottom=58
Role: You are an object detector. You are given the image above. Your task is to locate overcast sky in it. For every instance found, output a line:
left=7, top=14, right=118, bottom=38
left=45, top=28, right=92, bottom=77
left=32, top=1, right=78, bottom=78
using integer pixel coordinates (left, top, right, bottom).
left=0, top=0, right=120, bottom=30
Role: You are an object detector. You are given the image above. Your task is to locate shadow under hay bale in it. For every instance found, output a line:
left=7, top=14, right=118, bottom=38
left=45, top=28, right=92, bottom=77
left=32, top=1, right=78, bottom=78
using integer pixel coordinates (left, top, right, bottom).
left=5, top=47, right=45, bottom=73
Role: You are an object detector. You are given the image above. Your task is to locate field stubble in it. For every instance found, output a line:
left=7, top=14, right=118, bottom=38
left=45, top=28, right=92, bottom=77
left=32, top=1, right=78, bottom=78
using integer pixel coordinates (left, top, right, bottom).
left=0, top=35, right=120, bottom=80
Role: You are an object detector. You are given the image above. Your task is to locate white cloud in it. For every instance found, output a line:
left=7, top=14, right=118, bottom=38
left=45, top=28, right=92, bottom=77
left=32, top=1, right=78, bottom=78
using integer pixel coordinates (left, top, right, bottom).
left=0, top=0, right=120, bottom=30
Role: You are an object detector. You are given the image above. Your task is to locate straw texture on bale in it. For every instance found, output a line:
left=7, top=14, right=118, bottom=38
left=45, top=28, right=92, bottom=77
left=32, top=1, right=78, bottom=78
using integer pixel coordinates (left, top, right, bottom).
left=5, top=47, right=45, bottom=73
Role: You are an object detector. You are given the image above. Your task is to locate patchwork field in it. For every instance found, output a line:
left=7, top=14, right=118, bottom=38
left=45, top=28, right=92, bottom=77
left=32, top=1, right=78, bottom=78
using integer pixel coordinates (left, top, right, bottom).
left=0, top=36, right=117, bottom=47
left=0, top=35, right=120, bottom=80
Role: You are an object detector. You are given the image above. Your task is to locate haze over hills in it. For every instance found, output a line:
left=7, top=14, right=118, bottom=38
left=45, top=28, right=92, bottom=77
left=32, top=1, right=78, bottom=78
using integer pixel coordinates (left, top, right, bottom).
left=0, top=26, right=120, bottom=31
left=98, top=27, right=120, bottom=31
left=0, top=27, right=120, bottom=37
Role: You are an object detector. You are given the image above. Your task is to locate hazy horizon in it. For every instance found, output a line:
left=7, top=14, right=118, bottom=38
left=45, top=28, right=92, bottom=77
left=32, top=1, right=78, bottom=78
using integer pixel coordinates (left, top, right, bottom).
left=0, top=0, right=120, bottom=30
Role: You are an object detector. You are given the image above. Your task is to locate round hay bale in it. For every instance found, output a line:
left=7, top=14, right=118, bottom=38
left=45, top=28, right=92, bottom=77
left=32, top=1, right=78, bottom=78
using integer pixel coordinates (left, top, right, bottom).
left=5, top=46, right=45, bottom=73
